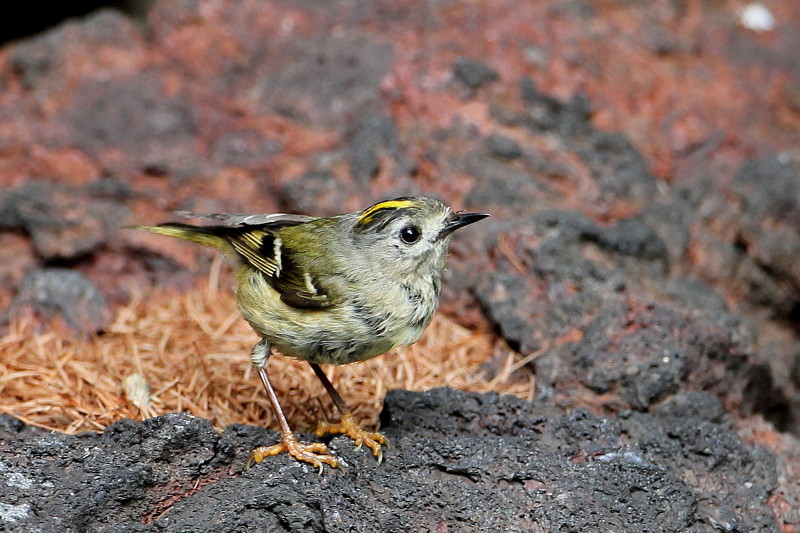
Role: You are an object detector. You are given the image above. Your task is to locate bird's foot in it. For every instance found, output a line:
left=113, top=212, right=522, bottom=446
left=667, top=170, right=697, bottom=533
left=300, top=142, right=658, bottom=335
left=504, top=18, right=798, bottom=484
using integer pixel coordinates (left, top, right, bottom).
left=315, top=411, right=388, bottom=463
left=247, top=433, right=339, bottom=473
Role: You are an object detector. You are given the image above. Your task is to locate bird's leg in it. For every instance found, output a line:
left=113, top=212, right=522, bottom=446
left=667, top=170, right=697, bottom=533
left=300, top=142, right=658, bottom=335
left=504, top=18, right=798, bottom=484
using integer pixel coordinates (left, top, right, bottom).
left=310, top=363, right=388, bottom=463
left=247, top=340, right=339, bottom=472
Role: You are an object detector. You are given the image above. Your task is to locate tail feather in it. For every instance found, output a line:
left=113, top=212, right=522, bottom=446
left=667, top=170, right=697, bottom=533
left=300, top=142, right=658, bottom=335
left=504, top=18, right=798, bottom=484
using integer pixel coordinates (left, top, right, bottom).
left=129, top=223, right=235, bottom=254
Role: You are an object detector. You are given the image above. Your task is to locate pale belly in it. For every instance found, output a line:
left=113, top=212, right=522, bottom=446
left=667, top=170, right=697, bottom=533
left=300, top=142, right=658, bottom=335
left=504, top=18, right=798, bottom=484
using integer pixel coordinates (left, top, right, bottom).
left=236, top=269, right=436, bottom=365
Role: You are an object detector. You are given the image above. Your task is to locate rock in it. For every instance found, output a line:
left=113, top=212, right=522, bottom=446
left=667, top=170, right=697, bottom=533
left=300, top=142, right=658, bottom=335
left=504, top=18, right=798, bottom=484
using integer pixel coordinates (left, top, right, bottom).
left=0, top=389, right=781, bottom=532
left=729, top=156, right=800, bottom=310
left=453, top=57, right=498, bottom=92
left=281, top=170, right=360, bottom=216
left=8, top=268, right=111, bottom=333
left=484, top=133, right=522, bottom=160
left=8, top=9, right=144, bottom=91
left=0, top=181, right=126, bottom=260
left=518, top=77, right=592, bottom=135
left=60, top=74, right=200, bottom=178
left=347, top=112, right=409, bottom=181
left=0, top=233, right=37, bottom=301
left=582, top=216, right=669, bottom=262
left=463, top=152, right=542, bottom=213
left=210, top=129, right=283, bottom=168
left=252, top=34, right=394, bottom=126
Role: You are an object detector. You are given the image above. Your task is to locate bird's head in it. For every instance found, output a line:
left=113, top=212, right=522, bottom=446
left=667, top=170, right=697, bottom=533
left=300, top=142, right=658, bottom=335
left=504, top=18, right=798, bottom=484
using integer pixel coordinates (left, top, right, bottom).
left=349, top=196, right=489, bottom=278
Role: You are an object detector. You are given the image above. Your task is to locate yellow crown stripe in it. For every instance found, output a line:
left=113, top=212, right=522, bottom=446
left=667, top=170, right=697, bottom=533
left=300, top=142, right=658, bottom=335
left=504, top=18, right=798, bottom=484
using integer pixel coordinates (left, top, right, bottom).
left=358, top=199, right=415, bottom=225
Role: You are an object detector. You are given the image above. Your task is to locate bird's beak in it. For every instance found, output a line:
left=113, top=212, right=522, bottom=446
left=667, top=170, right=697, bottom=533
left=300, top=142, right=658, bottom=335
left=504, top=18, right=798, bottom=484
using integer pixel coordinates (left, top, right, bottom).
left=436, top=211, right=490, bottom=240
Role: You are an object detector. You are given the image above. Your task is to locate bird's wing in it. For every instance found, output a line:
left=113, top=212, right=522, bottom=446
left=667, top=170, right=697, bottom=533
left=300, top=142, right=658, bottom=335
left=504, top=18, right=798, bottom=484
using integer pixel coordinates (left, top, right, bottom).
left=141, top=212, right=334, bottom=309
left=210, top=221, right=336, bottom=310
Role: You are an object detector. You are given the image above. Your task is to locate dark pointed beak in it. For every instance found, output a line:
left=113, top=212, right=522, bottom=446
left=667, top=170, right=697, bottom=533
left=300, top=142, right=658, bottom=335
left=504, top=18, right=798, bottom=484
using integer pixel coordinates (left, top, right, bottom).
left=437, top=211, right=490, bottom=240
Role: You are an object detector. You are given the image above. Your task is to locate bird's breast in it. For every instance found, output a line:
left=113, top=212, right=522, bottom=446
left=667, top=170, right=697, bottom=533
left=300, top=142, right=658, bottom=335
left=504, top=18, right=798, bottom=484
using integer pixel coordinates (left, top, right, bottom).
left=235, top=266, right=441, bottom=365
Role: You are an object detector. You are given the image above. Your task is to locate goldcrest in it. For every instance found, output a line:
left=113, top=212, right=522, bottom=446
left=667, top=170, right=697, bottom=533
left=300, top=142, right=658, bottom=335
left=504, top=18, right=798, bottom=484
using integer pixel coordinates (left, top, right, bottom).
left=131, top=196, right=488, bottom=470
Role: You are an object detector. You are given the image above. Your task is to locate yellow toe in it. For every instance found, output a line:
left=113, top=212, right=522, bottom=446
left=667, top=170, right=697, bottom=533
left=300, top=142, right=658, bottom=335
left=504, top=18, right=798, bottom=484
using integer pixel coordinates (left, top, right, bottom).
left=315, top=411, right=388, bottom=460
left=247, top=433, right=339, bottom=472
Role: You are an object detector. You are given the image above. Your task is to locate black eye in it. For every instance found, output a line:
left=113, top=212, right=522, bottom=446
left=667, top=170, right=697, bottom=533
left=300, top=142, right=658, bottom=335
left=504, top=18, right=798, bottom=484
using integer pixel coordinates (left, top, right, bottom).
left=400, top=225, right=422, bottom=244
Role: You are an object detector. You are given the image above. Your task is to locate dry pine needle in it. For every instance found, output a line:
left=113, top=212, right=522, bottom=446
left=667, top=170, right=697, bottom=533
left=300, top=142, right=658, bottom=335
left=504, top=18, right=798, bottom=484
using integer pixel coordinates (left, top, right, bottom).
left=0, top=273, right=533, bottom=434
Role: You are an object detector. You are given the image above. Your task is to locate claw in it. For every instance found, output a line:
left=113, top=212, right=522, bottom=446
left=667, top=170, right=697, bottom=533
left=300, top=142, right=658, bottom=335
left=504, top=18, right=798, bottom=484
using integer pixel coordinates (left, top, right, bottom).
left=248, top=433, right=339, bottom=471
left=315, top=411, right=388, bottom=462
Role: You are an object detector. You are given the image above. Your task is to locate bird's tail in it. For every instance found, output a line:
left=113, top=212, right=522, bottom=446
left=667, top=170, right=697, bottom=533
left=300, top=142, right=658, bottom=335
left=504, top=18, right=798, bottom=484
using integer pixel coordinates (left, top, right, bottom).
left=129, top=223, right=235, bottom=254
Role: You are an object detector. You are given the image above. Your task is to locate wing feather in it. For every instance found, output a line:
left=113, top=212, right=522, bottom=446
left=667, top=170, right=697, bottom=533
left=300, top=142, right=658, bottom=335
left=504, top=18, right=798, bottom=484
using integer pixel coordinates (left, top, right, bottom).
left=216, top=220, right=337, bottom=310
left=139, top=212, right=337, bottom=309
left=175, top=211, right=315, bottom=227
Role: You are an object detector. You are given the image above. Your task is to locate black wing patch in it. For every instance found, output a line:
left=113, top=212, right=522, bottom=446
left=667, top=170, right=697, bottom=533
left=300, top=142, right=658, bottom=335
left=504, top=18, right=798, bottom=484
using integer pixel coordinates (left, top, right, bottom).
left=273, top=248, right=331, bottom=309
left=280, top=289, right=329, bottom=309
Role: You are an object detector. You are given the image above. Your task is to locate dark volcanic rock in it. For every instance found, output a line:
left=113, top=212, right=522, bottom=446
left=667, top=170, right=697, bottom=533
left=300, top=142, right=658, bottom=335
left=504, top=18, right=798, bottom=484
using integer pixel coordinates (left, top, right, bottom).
left=60, top=74, right=200, bottom=177
left=582, top=216, right=669, bottom=262
left=453, top=57, right=499, bottom=93
left=474, top=205, right=774, bottom=418
left=484, top=133, right=522, bottom=160
left=0, top=389, right=779, bottom=532
left=252, top=33, right=394, bottom=126
left=347, top=112, right=410, bottom=182
left=281, top=170, right=360, bottom=216
left=7, top=9, right=144, bottom=92
left=7, top=267, right=111, bottom=333
left=459, top=82, right=793, bottom=436
left=729, top=156, right=800, bottom=312
left=518, top=77, right=593, bottom=135
left=0, top=181, right=125, bottom=260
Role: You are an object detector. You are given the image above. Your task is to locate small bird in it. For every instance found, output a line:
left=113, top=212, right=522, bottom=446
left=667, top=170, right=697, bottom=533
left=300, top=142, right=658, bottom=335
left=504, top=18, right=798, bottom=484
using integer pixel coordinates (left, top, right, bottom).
left=131, top=196, right=488, bottom=470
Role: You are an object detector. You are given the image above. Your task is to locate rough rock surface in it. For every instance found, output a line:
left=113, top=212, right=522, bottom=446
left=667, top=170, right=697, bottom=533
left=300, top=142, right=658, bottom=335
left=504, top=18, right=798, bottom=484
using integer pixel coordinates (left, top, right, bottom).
left=0, top=389, right=780, bottom=532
